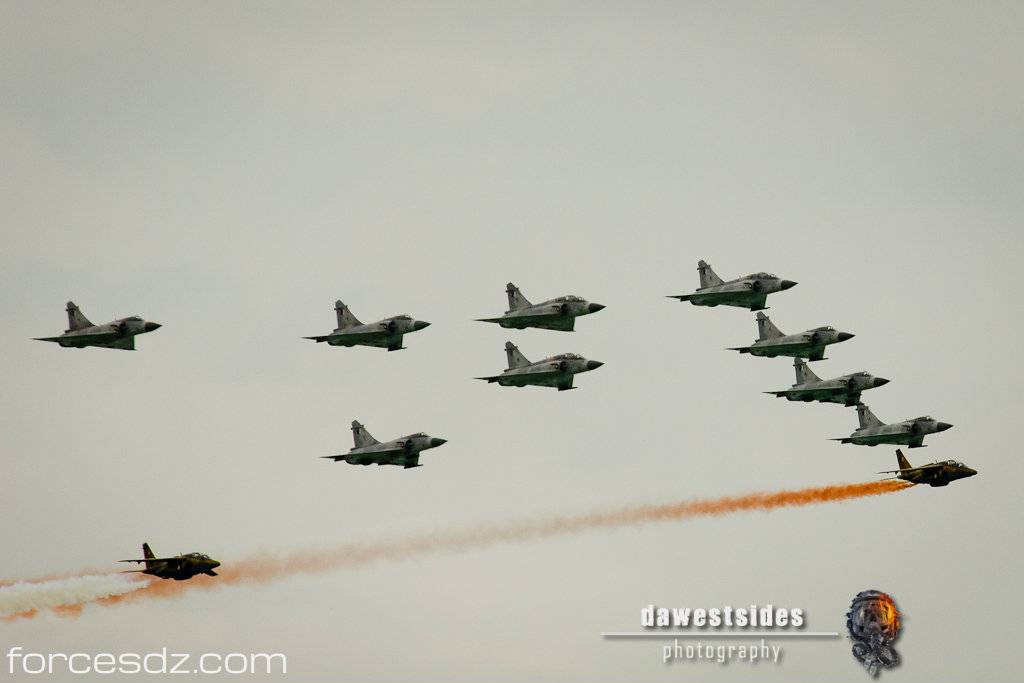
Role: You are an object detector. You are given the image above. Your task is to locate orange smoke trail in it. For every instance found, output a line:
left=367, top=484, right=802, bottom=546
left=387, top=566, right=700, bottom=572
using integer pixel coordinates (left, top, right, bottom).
left=6, top=480, right=912, bottom=619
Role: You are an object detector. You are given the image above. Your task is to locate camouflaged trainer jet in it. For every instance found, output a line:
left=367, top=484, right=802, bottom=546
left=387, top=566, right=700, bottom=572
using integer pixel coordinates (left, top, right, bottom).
left=34, top=301, right=161, bottom=350
left=476, top=283, right=604, bottom=331
left=669, top=260, right=797, bottom=311
left=729, top=312, right=854, bottom=361
left=832, top=403, right=953, bottom=448
left=878, top=449, right=977, bottom=487
left=119, top=543, right=220, bottom=581
left=322, top=420, right=447, bottom=469
left=766, top=358, right=890, bottom=406
left=304, top=300, right=430, bottom=351
left=476, top=341, right=603, bottom=391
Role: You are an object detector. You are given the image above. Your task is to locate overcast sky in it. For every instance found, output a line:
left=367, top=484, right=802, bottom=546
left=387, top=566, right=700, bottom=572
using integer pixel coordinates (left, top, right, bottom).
left=2, top=2, right=1023, bottom=681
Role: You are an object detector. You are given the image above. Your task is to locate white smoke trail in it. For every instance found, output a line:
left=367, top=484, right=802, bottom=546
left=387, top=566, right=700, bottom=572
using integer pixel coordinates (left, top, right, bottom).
left=0, top=574, right=148, bottom=619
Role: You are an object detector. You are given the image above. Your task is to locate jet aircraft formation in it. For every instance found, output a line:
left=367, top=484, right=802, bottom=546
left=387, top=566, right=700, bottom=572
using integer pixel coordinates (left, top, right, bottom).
left=32, top=286, right=608, bottom=478
left=33, top=264, right=970, bottom=580
left=671, top=259, right=971, bottom=479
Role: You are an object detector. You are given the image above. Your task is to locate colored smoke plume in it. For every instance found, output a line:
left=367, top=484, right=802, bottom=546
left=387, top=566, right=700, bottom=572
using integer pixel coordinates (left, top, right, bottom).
left=1, top=574, right=150, bottom=621
left=2, top=480, right=911, bottom=620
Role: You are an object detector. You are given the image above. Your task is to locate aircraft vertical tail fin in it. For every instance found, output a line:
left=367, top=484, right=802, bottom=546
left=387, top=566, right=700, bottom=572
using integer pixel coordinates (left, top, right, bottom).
left=793, top=358, right=820, bottom=385
left=697, top=260, right=724, bottom=289
left=755, top=312, right=784, bottom=341
left=505, top=283, right=531, bottom=311
left=504, top=341, right=531, bottom=369
left=896, top=449, right=912, bottom=470
left=142, top=542, right=156, bottom=568
left=351, top=420, right=379, bottom=448
left=856, top=403, right=884, bottom=429
left=65, top=301, right=93, bottom=331
left=334, top=300, right=362, bottom=330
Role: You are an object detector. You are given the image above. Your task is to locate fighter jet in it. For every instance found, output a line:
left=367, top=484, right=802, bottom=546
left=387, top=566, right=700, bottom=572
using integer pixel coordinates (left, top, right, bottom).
left=304, top=300, right=430, bottom=351
left=729, top=312, right=854, bottom=361
left=476, top=341, right=603, bottom=391
left=668, top=260, right=797, bottom=311
left=476, top=283, right=604, bottom=331
left=33, top=301, right=161, bottom=350
left=766, top=358, right=890, bottom=406
left=879, top=449, right=977, bottom=487
left=322, top=420, right=447, bottom=469
left=832, top=404, right=953, bottom=448
left=119, top=543, right=220, bottom=580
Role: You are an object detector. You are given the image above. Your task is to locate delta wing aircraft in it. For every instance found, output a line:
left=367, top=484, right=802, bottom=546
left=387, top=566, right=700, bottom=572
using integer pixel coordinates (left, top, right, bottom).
left=322, top=420, right=447, bottom=469
left=833, top=404, right=953, bottom=448
left=304, top=300, right=430, bottom=351
left=476, top=341, right=603, bottom=391
left=878, top=449, right=977, bottom=487
left=668, top=260, right=797, bottom=311
left=476, top=283, right=604, bottom=331
left=119, top=543, right=220, bottom=580
left=729, top=312, right=854, bottom=361
left=34, top=302, right=161, bottom=350
left=766, top=358, right=890, bottom=406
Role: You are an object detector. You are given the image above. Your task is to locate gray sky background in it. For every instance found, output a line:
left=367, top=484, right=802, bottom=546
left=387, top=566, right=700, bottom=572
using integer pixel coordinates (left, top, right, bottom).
left=2, top=2, right=1022, bottom=681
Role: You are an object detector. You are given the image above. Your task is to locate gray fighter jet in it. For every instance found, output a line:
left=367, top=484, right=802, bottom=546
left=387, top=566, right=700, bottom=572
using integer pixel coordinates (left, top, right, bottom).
left=322, top=420, right=447, bottom=469
left=33, top=301, right=161, bottom=350
left=476, top=283, right=604, bottom=331
left=766, top=358, right=890, bottom=406
left=669, top=260, right=797, bottom=311
left=304, top=300, right=430, bottom=351
left=832, top=404, right=953, bottom=448
left=476, top=341, right=603, bottom=391
left=729, top=312, right=854, bottom=361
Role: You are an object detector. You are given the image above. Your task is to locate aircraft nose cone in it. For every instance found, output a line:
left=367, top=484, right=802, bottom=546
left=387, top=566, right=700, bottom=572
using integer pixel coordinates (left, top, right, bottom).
left=586, top=360, right=604, bottom=371
left=414, top=320, right=431, bottom=330
left=936, top=422, right=953, bottom=432
left=144, top=322, right=162, bottom=332
left=430, top=438, right=447, bottom=448
left=837, top=332, right=855, bottom=342
left=780, top=280, right=798, bottom=290
left=588, top=303, right=606, bottom=313
left=873, top=377, right=890, bottom=387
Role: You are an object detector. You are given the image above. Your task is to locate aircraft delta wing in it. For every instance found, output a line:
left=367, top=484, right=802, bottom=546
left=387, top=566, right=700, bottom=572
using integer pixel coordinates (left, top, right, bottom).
left=304, top=300, right=430, bottom=351
left=34, top=302, right=161, bottom=350
left=477, top=283, right=604, bottom=332
left=833, top=404, right=953, bottom=448
left=765, top=358, right=890, bottom=406
left=669, top=260, right=797, bottom=311
left=729, top=312, right=854, bottom=361
left=476, top=341, right=603, bottom=391
left=322, top=420, right=447, bottom=469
